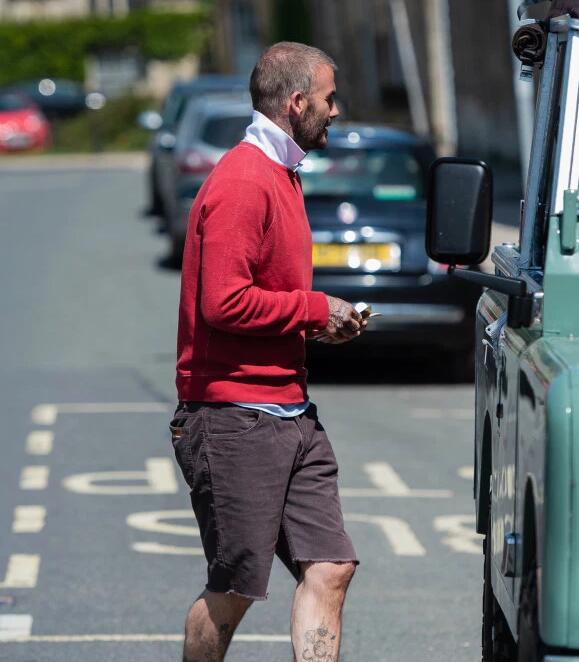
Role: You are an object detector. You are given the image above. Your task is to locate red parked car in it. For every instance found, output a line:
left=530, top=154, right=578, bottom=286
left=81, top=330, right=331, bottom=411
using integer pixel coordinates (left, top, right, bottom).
left=0, top=91, right=50, bottom=152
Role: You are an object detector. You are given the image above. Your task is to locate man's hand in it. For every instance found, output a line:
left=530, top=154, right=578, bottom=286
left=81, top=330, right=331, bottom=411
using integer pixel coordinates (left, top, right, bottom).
left=313, top=296, right=366, bottom=344
left=548, top=0, right=579, bottom=18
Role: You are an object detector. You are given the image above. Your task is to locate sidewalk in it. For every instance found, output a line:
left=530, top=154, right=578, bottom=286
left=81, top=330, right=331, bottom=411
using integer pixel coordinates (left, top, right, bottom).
left=0, top=151, right=148, bottom=171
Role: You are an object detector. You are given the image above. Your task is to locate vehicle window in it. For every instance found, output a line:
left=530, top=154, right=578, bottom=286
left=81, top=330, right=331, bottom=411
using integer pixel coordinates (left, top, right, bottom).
left=0, top=94, right=28, bottom=111
left=200, top=115, right=252, bottom=149
left=161, top=90, right=188, bottom=128
left=300, top=148, right=424, bottom=201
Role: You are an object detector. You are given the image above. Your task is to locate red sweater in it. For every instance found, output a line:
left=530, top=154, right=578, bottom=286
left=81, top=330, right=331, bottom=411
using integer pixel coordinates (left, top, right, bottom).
left=176, top=142, right=329, bottom=403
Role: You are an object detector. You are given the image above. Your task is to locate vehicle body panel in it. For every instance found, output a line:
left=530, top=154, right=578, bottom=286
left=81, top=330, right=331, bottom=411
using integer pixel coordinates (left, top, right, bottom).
left=475, top=212, right=579, bottom=649
left=146, top=75, right=248, bottom=213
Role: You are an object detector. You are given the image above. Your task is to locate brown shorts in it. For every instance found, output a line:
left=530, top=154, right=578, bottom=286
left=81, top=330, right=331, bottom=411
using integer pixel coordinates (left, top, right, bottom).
left=169, top=402, right=357, bottom=600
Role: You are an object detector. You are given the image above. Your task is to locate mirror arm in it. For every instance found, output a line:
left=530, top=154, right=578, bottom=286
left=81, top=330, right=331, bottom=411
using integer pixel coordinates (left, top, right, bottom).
left=448, top=266, right=527, bottom=296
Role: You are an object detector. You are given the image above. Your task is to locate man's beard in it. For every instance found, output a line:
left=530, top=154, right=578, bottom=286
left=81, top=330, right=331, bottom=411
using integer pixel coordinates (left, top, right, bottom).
left=291, top=104, right=329, bottom=151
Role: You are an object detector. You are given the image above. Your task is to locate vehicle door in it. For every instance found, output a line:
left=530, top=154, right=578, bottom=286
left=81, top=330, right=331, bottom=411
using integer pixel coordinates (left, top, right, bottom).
left=494, top=322, right=530, bottom=601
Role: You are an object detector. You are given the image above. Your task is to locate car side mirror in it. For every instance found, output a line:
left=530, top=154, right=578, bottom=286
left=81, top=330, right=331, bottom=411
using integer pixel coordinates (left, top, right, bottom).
left=426, top=158, right=493, bottom=266
left=137, top=110, right=163, bottom=131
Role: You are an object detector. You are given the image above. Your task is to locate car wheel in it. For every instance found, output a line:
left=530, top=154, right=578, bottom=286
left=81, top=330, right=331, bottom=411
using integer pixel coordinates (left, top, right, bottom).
left=146, top=165, right=164, bottom=217
left=482, top=505, right=516, bottom=661
left=168, top=237, right=184, bottom=268
left=517, top=566, right=544, bottom=662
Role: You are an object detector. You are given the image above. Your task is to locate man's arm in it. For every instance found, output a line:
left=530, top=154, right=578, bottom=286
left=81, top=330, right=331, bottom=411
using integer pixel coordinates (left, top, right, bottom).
left=199, top=178, right=329, bottom=336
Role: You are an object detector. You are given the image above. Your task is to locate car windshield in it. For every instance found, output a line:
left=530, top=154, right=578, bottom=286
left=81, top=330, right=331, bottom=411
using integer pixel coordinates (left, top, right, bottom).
left=200, top=115, right=252, bottom=149
left=300, top=147, right=424, bottom=201
left=0, top=93, right=29, bottom=111
left=161, top=89, right=189, bottom=128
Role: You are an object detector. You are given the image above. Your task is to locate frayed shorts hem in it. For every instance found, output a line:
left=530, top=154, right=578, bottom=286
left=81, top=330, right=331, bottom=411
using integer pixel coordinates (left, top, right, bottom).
left=205, top=585, right=268, bottom=601
left=294, top=558, right=359, bottom=566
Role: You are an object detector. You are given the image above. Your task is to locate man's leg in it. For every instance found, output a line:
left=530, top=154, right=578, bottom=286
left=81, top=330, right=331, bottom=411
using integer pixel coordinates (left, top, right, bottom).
left=183, top=590, right=253, bottom=662
left=290, top=561, right=356, bottom=662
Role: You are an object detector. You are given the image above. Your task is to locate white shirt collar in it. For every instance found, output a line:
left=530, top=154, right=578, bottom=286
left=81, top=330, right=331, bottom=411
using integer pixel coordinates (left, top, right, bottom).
left=243, top=110, right=306, bottom=171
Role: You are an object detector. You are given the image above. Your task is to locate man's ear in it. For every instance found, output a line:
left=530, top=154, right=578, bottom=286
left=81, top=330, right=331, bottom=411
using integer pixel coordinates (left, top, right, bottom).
left=289, top=91, right=307, bottom=119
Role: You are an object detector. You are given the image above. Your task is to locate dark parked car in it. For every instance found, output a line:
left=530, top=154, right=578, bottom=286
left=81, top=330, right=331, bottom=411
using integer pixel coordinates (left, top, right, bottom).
left=304, top=124, right=481, bottom=379
left=138, top=75, right=248, bottom=217
left=156, top=92, right=253, bottom=261
left=6, top=79, right=105, bottom=119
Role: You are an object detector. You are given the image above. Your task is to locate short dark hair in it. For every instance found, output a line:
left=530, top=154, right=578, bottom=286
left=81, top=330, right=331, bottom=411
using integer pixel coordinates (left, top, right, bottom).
left=250, top=42, right=337, bottom=119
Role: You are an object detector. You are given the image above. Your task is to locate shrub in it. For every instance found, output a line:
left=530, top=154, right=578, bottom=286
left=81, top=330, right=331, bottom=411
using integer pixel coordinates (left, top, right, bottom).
left=0, top=9, right=212, bottom=87
left=49, top=95, right=155, bottom=152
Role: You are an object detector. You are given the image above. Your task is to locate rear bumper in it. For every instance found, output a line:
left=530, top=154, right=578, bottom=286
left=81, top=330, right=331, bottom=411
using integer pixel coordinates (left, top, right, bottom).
left=361, top=302, right=465, bottom=328
left=311, top=271, right=480, bottom=351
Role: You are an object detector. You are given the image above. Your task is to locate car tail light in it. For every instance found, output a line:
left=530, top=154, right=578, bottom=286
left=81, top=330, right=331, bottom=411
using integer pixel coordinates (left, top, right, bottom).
left=178, top=150, right=216, bottom=175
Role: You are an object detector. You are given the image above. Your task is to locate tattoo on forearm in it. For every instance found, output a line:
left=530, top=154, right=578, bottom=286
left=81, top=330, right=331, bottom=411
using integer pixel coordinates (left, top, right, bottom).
left=301, top=622, right=337, bottom=661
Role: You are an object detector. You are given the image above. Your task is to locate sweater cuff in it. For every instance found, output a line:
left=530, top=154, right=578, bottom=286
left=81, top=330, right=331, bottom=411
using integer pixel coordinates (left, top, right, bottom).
left=305, top=291, right=329, bottom=329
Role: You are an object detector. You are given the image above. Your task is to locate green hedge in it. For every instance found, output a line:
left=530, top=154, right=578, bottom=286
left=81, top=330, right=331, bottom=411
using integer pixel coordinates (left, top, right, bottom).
left=0, top=9, right=212, bottom=87
left=49, top=95, right=155, bottom=152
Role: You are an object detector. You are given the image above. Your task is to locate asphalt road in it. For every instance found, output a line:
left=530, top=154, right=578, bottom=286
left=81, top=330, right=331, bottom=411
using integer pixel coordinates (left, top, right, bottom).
left=0, top=156, right=492, bottom=662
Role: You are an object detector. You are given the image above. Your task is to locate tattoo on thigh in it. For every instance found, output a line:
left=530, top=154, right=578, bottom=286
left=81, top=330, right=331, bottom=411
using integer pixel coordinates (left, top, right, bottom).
left=301, top=621, right=337, bottom=661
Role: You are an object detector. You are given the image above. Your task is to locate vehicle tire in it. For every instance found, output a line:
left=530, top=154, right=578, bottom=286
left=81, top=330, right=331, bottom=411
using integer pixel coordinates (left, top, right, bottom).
left=147, top=165, right=164, bottom=217
left=168, top=237, right=184, bottom=268
left=482, top=507, right=516, bottom=661
left=517, top=566, right=544, bottom=662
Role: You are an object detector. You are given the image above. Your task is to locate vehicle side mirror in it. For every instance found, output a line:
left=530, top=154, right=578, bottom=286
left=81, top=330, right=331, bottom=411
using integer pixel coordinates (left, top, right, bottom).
left=426, top=158, right=493, bottom=266
left=137, top=110, right=163, bottom=131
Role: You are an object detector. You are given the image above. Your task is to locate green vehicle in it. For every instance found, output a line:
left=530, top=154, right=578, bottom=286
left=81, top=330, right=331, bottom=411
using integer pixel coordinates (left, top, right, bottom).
left=426, top=2, right=579, bottom=660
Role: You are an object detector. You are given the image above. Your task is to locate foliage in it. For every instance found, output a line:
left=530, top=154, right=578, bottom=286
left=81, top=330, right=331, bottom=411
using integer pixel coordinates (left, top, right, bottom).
left=0, top=10, right=212, bottom=88
left=49, top=95, right=155, bottom=152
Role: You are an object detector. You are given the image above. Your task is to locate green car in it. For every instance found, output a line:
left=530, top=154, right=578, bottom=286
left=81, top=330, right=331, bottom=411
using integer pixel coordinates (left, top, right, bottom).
left=427, top=3, right=579, bottom=660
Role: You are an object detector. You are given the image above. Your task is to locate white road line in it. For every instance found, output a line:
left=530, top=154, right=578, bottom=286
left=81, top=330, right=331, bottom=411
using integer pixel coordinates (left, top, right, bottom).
left=132, top=542, right=205, bottom=556
left=19, top=466, right=49, bottom=490
left=1, top=633, right=290, bottom=643
left=25, top=431, right=54, bottom=455
left=31, top=402, right=171, bottom=425
left=458, top=465, right=474, bottom=480
left=30, top=405, right=58, bottom=426
left=63, top=458, right=178, bottom=495
left=0, top=555, right=40, bottom=588
left=12, top=506, right=46, bottom=533
left=0, top=615, right=33, bottom=641
left=344, top=513, right=426, bottom=556
left=411, top=408, right=473, bottom=420
left=344, top=462, right=452, bottom=498
left=126, top=510, right=200, bottom=537
left=433, top=515, right=482, bottom=554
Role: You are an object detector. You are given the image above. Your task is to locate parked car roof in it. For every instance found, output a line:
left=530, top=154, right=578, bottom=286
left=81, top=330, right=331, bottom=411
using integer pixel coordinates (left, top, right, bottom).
left=170, top=75, right=249, bottom=95
left=176, top=93, right=253, bottom=149
left=328, top=123, right=432, bottom=149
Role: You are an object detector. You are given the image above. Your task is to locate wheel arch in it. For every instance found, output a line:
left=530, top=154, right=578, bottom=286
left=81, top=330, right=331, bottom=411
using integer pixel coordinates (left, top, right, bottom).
left=521, top=479, right=538, bottom=580
left=476, top=412, right=493, bottom=534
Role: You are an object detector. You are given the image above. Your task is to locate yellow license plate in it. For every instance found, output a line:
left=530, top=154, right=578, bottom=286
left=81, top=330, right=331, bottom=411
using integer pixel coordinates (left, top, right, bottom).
left=312, top=243, right=401, bottom=270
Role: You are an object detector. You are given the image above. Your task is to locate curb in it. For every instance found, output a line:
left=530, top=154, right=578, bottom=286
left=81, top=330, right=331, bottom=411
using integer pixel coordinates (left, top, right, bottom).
left=0, top=152, right=148, bottom=171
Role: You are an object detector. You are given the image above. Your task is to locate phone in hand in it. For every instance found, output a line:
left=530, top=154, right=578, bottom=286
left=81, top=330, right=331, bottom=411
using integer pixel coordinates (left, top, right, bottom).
left=354, top=303, right=383, bottom=320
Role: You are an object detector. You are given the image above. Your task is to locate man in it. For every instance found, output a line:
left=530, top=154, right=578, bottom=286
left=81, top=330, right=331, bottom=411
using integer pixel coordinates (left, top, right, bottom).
left=170, top=42, right=365, bottom=662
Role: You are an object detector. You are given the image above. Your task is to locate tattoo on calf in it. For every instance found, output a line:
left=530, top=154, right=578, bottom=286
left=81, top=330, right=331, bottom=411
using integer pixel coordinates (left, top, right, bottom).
left=301, top=622, right=337, bottom=661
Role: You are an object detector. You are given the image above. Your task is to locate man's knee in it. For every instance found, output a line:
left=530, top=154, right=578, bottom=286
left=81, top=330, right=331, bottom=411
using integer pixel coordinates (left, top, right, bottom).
left=300, top=561, right=356, bottom=595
